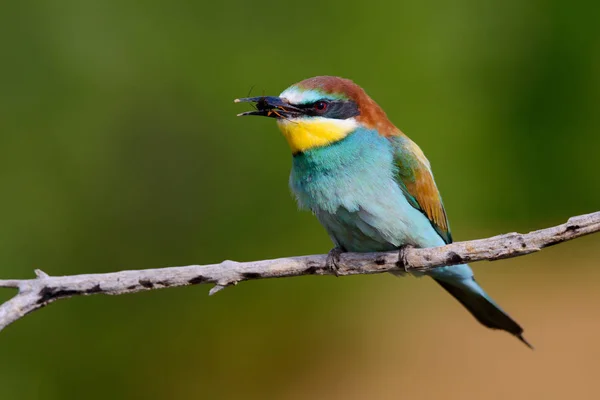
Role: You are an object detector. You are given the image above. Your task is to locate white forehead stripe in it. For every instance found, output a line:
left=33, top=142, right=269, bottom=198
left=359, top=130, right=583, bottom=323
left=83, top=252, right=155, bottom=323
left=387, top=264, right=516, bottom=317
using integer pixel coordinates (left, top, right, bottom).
left=280, top=87, right=328, bottom=105
left=279, top=116, right=359, bottom=129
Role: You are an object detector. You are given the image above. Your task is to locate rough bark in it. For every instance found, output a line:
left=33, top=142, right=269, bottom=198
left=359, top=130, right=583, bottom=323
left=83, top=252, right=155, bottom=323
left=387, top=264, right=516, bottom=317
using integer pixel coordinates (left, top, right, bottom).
left=0, top=211, right=597, bottom=332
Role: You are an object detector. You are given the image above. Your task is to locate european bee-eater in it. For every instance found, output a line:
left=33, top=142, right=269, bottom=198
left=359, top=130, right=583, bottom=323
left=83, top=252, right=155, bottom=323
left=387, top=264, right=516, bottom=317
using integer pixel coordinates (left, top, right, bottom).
left=236, top=76, right=530, bottom=347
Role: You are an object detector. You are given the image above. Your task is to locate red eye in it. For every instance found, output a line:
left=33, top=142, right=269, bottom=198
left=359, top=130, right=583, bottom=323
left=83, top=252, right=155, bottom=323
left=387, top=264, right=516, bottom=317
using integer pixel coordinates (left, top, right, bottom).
left=314, top=101, right=328, bottom=112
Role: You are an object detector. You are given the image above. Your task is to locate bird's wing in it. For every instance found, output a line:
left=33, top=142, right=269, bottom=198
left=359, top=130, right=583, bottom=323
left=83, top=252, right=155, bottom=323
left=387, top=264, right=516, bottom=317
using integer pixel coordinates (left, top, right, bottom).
left=389, top=135, right=452, bottom=244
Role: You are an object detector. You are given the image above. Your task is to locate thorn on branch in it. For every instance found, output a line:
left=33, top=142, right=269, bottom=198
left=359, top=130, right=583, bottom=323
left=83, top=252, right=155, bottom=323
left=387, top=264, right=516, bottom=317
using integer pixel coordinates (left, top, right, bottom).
left=35, top=269, right=49, bottom=279
left=209, top=284, right=226, bottom=296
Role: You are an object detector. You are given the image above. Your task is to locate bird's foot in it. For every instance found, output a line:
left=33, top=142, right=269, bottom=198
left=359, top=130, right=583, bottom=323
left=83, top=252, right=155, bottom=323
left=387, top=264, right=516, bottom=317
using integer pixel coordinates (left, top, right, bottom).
left=396, top=244, right=414, bottom=274
left=326, top=247, right=344, bottom=277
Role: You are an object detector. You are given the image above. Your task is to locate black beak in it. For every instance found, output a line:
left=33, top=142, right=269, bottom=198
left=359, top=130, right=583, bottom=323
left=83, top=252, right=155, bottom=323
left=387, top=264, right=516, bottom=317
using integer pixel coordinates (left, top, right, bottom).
left=234, top=96, right=302, bottom=118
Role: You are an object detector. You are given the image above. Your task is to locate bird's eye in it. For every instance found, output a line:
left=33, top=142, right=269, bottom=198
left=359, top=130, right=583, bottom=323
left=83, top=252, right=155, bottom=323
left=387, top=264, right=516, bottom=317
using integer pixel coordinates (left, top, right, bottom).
left=314, top=101, right=328, bottom=112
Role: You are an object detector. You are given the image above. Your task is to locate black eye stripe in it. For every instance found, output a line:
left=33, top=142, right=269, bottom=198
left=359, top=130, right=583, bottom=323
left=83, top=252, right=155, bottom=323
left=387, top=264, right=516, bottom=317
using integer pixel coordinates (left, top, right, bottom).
left=295, top=100, right=360, bottom=120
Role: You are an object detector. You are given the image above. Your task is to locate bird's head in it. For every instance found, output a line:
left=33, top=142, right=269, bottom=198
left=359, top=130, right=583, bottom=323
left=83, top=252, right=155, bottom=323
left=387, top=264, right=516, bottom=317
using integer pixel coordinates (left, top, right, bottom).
left=235, top=76, right=399, bottom=154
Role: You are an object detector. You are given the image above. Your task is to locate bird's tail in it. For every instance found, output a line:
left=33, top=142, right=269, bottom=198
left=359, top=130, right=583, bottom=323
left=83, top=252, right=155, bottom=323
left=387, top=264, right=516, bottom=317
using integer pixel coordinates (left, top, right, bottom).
left=433, top=277, right=532, bottom=349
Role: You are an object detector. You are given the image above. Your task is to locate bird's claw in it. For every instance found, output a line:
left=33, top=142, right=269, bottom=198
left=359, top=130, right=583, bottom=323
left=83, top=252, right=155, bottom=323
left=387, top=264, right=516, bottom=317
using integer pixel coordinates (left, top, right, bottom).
left=396, top=244, right=414, bottom=274
left=326, top=247, right=344, bottom=277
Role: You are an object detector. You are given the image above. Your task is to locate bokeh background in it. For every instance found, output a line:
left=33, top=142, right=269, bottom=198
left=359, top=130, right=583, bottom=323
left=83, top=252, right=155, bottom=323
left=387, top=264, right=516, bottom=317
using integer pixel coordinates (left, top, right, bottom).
left=1, top=1, right=599, bottom=399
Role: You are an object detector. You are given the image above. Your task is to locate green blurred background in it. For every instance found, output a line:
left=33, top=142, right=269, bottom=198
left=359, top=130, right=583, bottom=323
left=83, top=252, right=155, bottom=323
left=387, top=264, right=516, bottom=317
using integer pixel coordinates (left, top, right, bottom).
left=1, top=1, right=599, bottom=399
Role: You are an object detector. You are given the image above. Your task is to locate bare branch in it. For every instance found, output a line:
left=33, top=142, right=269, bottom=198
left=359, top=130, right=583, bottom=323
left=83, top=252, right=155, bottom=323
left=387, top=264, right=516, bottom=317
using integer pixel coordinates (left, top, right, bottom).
left=0, top=211, right=598, bottom=333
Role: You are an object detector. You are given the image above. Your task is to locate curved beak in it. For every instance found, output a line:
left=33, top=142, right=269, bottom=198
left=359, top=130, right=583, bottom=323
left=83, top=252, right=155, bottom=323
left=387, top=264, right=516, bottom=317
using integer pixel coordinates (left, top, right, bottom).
left=234, top=96, right=302, bottom=118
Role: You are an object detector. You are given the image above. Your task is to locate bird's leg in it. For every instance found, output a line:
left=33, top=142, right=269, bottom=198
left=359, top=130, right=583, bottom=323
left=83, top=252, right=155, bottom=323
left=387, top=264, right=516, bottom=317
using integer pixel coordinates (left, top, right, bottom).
left=396, top=244, right=414, bottom=274
left=326, top=247, right=344, bottom=277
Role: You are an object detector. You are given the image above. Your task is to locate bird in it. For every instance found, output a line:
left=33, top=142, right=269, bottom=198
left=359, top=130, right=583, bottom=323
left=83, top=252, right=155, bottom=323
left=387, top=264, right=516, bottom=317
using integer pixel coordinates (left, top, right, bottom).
left=235, top=76, right=531, bottom=348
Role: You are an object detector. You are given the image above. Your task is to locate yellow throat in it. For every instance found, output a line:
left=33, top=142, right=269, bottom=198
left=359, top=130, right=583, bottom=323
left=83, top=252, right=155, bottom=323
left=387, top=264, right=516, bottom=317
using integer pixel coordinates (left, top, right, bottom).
left=276, top=117, right=358, bottom=153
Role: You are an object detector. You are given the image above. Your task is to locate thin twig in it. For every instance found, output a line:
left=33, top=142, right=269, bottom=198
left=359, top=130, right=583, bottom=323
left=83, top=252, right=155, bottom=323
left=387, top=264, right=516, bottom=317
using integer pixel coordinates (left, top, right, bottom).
left=0, top=211, right=598, bottom=333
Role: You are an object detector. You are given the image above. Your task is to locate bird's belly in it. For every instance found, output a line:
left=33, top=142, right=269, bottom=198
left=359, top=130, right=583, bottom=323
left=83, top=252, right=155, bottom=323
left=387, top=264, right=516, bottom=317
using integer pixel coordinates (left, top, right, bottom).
left=315, top=208, right=395, bottom=252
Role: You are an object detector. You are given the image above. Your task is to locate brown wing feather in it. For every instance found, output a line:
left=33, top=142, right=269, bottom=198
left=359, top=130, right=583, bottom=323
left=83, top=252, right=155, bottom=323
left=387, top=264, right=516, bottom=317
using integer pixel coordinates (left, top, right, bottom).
left=406, top=166, right=451, bottom=242
left=393, top=135, right=452, bottom=244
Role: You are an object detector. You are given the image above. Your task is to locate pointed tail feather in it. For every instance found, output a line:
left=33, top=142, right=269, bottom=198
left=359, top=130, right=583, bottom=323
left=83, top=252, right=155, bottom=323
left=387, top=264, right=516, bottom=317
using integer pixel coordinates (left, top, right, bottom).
left=434, top=277, right=532, bottom=349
